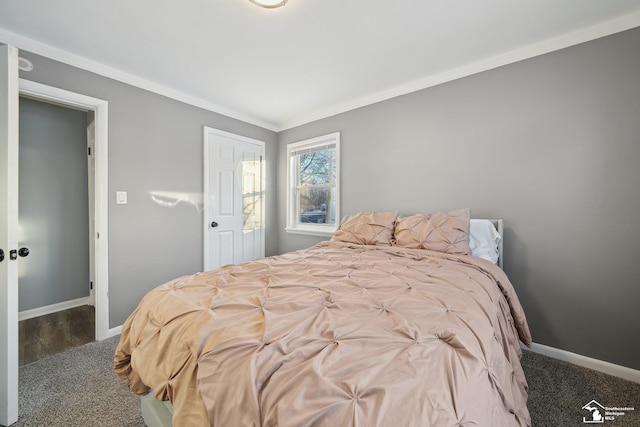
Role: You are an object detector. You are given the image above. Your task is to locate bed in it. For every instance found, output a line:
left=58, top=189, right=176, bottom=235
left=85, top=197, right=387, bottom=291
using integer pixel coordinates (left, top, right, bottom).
left=114, top=210, right=532, bottom=426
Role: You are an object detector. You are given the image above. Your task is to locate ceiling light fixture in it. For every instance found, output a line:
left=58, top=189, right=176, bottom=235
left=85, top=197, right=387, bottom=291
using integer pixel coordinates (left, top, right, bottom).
left=249, top=0, right=287, bottom=8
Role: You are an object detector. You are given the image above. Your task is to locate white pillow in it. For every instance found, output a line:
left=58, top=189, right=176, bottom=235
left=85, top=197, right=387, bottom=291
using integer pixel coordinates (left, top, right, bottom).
left=469, top=219, right=501, bottom=264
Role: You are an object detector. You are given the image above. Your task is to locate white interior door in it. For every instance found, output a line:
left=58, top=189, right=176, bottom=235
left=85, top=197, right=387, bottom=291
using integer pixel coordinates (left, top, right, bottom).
left=203, top=127, right=265, bottom=271
left=0, top=44, right=20, bottom=427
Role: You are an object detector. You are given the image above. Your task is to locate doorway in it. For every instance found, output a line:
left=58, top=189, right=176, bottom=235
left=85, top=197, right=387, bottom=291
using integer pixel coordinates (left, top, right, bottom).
left=0, top=53, right=110, bottom=425
left=17, top=96, right=94, bottom=365
left=18, top=79, right=110, bottom=342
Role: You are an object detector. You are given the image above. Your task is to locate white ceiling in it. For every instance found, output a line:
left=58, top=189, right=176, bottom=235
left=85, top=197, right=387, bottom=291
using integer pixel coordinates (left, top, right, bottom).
left=1, top=0, right=639, bottom=131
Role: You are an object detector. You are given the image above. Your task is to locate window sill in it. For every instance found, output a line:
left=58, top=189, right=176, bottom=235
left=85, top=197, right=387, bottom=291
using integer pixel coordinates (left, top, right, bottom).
left=285, top=227, right=336, bottom=237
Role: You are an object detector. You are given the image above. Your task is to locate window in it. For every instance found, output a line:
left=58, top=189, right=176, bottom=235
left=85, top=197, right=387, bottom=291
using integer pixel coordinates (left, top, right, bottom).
left=286, top=132, right=340, bottom=236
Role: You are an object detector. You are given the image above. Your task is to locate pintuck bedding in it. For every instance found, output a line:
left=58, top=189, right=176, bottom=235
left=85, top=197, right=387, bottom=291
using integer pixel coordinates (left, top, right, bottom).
left=114, top=239, right=532, bottom=426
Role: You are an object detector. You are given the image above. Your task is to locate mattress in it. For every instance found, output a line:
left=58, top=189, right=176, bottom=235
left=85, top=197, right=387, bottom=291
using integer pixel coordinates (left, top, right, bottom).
left=115, top=241, right=531, bottom=426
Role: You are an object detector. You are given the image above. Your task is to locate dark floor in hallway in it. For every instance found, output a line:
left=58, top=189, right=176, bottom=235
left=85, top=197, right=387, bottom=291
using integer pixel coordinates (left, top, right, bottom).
left=19, top=305, right=95, bottom=366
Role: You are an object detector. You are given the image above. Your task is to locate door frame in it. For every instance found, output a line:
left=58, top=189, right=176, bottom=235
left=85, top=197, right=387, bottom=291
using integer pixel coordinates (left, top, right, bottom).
left=202, top=126, right=265, bottom=271
left=19, top=79, right=110, bottom=341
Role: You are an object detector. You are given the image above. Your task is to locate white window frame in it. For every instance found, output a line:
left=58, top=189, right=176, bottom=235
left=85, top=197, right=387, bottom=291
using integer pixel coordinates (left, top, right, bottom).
left=285, top=132, right=340, bottom=237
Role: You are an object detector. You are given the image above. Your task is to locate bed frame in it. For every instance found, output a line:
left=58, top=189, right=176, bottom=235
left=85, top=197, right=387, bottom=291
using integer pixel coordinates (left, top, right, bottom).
left=141, top=392, right=173, bottom=427
left=491, top=218, right=504, bottom=269
left=139, top=218, right=504, bottom=427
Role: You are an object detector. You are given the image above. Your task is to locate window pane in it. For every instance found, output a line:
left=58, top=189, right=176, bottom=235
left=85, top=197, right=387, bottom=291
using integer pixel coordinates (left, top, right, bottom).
left=242, top=158, right=263, bottom=231
left=286, top=132, right=340, bottom=235
left=297, top=186, right=336, bottom=224
left=299, top=148, right=334, bottom=186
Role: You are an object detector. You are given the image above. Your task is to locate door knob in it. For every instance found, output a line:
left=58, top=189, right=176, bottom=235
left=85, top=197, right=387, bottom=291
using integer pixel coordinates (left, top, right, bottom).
left=18, top=247, right=29, bottom=257
left=210, top=221, right=219, bottom=228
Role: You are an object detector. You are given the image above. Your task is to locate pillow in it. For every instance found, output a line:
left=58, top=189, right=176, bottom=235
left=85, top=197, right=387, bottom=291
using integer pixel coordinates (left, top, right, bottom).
left=393, top=208, right=471, bottom=255
left=469, top=219, right=501, bottom=264
left=330, top=211, right=398, bottom=246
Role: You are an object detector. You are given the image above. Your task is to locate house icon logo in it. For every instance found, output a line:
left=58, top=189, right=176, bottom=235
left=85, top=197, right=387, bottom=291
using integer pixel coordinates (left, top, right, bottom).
left=583, top=400, right=605, bottom=423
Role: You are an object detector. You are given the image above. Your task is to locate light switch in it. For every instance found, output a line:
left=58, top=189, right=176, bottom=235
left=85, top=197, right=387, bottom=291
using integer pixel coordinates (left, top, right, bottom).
left=116, top=191, right=128, bottom=205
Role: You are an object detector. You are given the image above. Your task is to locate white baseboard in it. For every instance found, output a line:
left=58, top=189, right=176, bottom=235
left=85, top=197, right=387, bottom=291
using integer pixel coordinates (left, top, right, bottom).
left=526, top=342, right=640, bottom=384
left=18, top=296, right=92, bottom=321
left=107, top=325, right=122, bottom=338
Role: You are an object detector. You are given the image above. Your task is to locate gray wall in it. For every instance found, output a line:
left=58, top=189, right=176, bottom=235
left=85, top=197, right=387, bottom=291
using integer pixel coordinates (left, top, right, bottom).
left=16, top=51, right=278, bottom=328
left=19, top=97, right=90, bottom=311
left=277, top=27, right=640, bottom=370
left=9, top=26, right=639, bottom=370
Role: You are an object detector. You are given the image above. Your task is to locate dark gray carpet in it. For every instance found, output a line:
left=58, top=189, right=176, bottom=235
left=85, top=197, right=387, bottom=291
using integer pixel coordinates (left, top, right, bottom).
left=13, top=337, right=640, bottom=426
left=14, top=335, right=144, bottom=427
left=522, top=349, right=640, bottom=426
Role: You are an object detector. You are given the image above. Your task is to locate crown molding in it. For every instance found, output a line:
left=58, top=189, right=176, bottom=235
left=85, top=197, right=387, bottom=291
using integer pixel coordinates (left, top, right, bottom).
left=0, top=27, right=279, bottom=132
left=279, top=11, right=640, bottom=131
left=3, top=9, right=639, bottom=134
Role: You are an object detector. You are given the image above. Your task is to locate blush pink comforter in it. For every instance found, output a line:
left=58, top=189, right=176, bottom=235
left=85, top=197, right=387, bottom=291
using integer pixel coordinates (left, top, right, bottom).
left=115, top=241, right=532, bottom=426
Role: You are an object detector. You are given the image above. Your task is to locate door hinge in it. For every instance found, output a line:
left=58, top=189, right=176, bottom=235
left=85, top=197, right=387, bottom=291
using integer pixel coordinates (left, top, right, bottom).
left=90, top=281, right=93, bottom=290
left=87, top=147, right=91, bottom=156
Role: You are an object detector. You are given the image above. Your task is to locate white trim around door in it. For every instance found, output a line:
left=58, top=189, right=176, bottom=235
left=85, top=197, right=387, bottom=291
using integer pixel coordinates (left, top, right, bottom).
left=19, top=79, right=110, bottom=341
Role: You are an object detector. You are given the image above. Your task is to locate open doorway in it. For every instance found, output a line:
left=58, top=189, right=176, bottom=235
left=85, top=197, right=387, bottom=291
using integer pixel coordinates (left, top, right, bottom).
left=17, top=79, right=110, bottom=342
left=17, top=96, right=94, bottom=365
